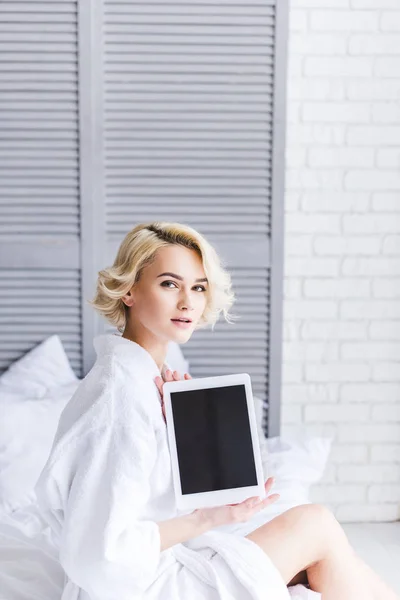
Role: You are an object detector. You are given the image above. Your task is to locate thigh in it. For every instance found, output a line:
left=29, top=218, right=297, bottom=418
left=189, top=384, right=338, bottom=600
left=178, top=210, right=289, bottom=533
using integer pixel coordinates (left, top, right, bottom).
left=245, top=503, right=340, bottom=586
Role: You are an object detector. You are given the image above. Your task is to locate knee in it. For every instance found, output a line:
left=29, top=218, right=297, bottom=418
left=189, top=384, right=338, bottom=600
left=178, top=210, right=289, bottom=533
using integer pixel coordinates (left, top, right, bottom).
left=298, top=503, right=338, bottom=528
left=296, top=503, right=350, bottom=551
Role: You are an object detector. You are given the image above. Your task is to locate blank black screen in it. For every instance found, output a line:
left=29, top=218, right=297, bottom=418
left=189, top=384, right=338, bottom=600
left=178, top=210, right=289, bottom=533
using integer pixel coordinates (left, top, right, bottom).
left=170, top=384, right=257, bottom=495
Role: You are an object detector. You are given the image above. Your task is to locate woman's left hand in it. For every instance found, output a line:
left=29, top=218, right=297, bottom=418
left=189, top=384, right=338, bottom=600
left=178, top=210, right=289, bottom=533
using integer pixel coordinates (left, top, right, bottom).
left=154, top=370, right=192, bottom=422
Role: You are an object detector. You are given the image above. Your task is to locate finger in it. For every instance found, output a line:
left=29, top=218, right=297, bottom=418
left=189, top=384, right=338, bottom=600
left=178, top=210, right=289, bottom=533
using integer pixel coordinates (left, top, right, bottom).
left=263, top=493, right=280, bottom=506
left=154, top=376, right=163, bottom=395
left=165, top=369, right=174, bottom=382
left=184, top=373, right=192, bottom=379
left=172, top=370, right=181, bottom=380
left=264, top=477, right=275, bottom=492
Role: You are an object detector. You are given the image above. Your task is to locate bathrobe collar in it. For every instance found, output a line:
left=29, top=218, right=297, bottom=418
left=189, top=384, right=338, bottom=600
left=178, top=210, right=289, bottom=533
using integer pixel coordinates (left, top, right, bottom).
left=93, top=333, right=171, bottom=380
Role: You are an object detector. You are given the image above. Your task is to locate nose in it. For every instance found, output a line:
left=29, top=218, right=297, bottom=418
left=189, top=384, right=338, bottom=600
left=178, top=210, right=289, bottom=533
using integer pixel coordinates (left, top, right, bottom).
left=178, top=289, right=195, bottom=311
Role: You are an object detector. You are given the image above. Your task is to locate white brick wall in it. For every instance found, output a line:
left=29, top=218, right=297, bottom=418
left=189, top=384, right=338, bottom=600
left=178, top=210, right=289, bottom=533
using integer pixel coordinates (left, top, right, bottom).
left=282, top=1, right=400, bottom=522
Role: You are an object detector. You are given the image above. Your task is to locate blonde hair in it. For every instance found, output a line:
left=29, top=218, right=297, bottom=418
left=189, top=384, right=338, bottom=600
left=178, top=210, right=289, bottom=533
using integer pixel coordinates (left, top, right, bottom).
left=90, top=222, right=238, bottom=332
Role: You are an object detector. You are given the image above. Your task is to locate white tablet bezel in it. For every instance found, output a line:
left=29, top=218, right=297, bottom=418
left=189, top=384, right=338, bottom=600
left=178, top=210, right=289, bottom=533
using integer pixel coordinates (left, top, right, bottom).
left=162, top=373, right=266, bottom=511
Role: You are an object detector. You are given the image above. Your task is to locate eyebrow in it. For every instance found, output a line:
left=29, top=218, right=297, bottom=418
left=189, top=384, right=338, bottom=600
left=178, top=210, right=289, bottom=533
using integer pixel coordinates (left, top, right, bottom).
left=157, top=272, right=208, bottom=283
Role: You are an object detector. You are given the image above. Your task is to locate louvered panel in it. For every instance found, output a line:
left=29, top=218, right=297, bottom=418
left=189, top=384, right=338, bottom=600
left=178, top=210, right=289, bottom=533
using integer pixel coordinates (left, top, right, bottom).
left=0, top=269, right=82, bottom=376
left=0, top=1, right=79, bottom=237
left=103, top=1, right=275, bottom=239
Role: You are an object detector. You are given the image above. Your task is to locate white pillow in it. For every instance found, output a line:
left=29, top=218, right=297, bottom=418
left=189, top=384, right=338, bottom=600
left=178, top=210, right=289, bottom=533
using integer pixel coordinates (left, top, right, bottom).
left=0, top=335, right=78, bottom=400
left=0, top=381, right=79, bottom=515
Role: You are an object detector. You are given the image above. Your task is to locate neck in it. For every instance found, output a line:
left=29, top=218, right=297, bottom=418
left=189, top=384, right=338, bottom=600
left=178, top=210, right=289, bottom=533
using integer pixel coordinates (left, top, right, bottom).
left=122, top=322, right=168, bottom=374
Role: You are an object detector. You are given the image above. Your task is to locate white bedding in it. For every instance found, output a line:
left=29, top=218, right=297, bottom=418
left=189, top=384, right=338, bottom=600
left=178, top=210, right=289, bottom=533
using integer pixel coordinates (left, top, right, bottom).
left=0, top=336, right=327, bottom=599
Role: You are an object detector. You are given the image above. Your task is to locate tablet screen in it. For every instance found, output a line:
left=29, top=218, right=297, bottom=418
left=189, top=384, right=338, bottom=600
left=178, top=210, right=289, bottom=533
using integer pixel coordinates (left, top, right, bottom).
left=170, top=384, right=258, bottom=495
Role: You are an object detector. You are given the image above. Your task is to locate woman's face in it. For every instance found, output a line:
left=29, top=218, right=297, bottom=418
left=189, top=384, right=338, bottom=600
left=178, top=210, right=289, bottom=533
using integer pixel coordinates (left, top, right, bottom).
left=124, top=244, right=209, bottom=344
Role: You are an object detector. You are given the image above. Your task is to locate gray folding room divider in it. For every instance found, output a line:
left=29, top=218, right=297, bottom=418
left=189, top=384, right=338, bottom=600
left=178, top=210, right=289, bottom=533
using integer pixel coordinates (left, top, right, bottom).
left=0, top=0, right=288, bottom=437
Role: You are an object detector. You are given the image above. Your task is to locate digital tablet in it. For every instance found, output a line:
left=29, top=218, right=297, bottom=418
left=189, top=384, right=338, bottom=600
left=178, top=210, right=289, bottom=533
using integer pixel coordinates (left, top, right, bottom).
left=162, top=373, right=266, bottom=511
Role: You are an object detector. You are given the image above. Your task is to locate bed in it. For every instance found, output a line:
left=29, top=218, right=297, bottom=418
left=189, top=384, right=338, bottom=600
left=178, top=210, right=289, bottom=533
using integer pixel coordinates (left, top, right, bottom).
left=0, top=334, right=329, bottom=599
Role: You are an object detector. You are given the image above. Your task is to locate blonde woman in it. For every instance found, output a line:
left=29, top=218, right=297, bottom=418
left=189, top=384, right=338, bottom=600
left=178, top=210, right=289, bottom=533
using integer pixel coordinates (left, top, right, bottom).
left=35, top=222, right=399, bottom=600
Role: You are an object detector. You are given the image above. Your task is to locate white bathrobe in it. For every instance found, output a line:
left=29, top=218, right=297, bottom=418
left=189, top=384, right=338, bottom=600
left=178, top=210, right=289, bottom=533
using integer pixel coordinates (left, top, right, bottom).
left=33, top=334, right=308, bottom=600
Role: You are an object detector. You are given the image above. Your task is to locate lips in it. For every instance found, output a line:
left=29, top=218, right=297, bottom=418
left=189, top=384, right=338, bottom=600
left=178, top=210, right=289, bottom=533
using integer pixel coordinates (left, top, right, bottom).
left=171, top=318, right=192, bottom=323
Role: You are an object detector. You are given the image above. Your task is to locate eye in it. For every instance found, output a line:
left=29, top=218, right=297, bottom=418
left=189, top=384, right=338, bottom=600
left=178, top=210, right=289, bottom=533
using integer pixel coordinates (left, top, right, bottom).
left=161, top=281, right=177, bottom=289
left=161, top=281, right=207, bottom=292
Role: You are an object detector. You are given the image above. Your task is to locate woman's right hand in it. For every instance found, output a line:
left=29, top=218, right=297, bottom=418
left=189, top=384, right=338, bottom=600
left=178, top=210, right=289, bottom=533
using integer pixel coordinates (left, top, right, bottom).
left=194, top=477, right=280, bottom=529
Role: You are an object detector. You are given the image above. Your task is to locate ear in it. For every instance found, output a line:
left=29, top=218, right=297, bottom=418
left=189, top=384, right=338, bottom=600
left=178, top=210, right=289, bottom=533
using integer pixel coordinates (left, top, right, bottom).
left=121, top=288, right=135, bottom=308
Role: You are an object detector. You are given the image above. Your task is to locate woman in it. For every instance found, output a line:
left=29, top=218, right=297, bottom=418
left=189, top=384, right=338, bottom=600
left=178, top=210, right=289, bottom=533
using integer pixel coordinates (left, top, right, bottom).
left=35, top=222, right=399, bottom=600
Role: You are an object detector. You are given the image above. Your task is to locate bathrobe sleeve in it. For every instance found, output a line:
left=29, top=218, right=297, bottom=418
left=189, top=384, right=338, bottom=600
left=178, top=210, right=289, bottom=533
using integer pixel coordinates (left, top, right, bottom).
left=58, top=380, right=162, bottom=599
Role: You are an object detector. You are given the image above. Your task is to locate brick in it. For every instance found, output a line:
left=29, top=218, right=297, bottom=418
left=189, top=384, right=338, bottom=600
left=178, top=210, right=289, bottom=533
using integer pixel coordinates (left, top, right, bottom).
left=382, top=235, right=400, bottom=255
left=341, top=299, right=400, bottom=318
left=289, top=9, right=308, bottom=32
left=282, top=383, right=339, bottom=404
left=290, top=33, right=347, bottom=56
left=301, top=192, right=369, bottom=212
left=368, top=485, right=400, bottom=503
left=374, top=362, right=400, bottom=381
left=345, top=170, right=400, bottom=191
left=375, top=57, right=400, bottom=77
left=371, top=444, right=400, bottom=463
left=377, top=149, right=400, bottom=168
left=320, top=464, right=337, bottom=484
left=372, top=404, right=400, bottom=422
left=305, top=57, right=372, bottom=77
left=349, top=34, right=400, bottom=55
left=338, top=424, right=400, bottom=443
left=341, top=383, right=400, bottom=403
left=311, top=484, right=366, bottom=504
left=338, top=465, right=400, bottom=483
left=282, top=321, right=301, bottom=342
left=284, top=278, right=302, bottom=298
left=284, top=192, right=300, bottom=213
left=330, top=444, right=369, bottom=464
left=343, top=215, right=400, bottom=233
left=370, top=320, right=400, bottom=337
left=287, top=101, right=301, bottom=125
left=352, top=0, right=400, bottom=6
left=381, top=11, right=400, bottom=31
left=285, top=213, right=341, bottom=234
left=302, top=321, right=368, bottom=340
left=305, top=404, right=370, bottom=423
left=303, top=102, right=370, bottom=123
left=281, top=363, right=303, bottom=383
left=285, top=146, right=307, bottom=168
left=287, top=124, right=346, bottom=145
left=346, top=80, right=400, bottom=101
left=336, top=503, right=399, bottom=522
left=284, top=300, right=338, bottom=319
left=347, top=126, right=400, bottom=146
left=341, top=342, right=400, bottom=360
left=310, top=10, right=378, bottom=32
left=314, top=236, right=380, bottom=256
left=283, top=341, right=339, bottom=362
left=289, top=78, right=346, bottom=101
left=304, top=278, right=370, bottom=298
left=372, top=193, right=400, bottom=211
left=285, top=258, right=339, bottom=277
left=281, top=404, right=303, bottom=425
left=342, top=257, right=400, bottom=276
left=373, top=103, right=400, bottom=124
left=306, top=363, right=370, bottom=382
left=286, top=169, right=344, bottom=191
left=301, top=423, right=338, bottom=440
left=285, top=234, right=313, bottom=256
left=309, top=147, right=373, bottom=168
left=292, top=0, right=349, bottom=6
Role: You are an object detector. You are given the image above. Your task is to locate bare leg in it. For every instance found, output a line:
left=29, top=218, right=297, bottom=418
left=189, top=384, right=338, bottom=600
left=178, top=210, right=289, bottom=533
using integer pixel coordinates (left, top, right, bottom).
left=245, top=504, right=399, bottom=600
